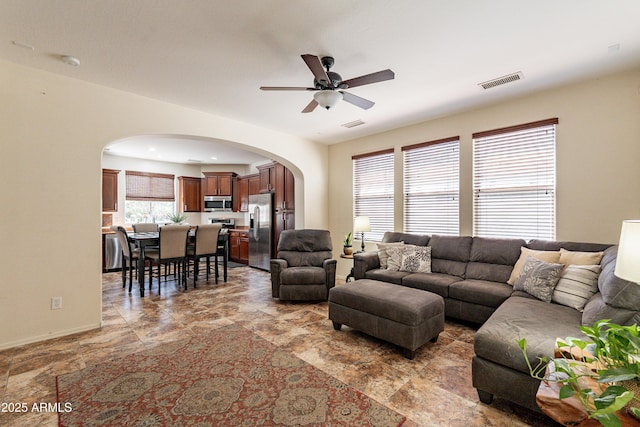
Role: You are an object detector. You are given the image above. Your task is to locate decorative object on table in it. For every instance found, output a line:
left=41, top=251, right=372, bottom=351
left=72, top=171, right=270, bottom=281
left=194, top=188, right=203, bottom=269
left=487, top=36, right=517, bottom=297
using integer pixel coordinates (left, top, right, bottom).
left=354, top=216, right=371, bottom=253
left=518, top=320, right=640, bottom=426
left=56, top=324, right=405, bottom=427
left=343, top=231, right=353, bottom=255
left=169, top=212, right=188, bottom=224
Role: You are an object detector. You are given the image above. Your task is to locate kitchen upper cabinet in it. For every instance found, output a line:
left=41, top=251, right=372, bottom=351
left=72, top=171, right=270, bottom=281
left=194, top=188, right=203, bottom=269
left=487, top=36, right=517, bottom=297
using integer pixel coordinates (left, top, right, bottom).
left=257, top=163, right=276, bottom=193
left=178, top=176, right=201, bottom=212
left=202, top=172, right=236, bottom=196
left=273, top=163, right=295, bottom=256
left=102, top=169, right=120, bottom=212
left=248, top=174, right=260, bottom=195
left=235, top=176, right=251, bottom=212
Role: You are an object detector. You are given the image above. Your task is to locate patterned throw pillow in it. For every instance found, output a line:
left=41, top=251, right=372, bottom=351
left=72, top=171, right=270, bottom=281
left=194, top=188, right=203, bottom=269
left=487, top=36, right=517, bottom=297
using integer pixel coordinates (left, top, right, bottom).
left=552, top=264, right=601, bottom=311
left=399, top=245, right=431, bottom=273
left=513, top=256, right=565, bottom=302
left=507, top=247, right=561, bottom=285
left=377, top=241, right=405, bottom=269
left=385, top=246, right=404, bottom=271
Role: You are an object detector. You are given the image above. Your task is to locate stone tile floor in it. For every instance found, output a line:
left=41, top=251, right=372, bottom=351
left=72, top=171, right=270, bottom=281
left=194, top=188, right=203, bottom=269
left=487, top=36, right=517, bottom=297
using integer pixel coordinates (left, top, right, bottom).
left=0, top=266, right=558, bottom=426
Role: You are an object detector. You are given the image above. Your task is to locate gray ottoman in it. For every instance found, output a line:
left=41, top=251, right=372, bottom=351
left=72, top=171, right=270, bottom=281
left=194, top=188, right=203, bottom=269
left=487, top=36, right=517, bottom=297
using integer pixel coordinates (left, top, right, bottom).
left=328, top=279, right=445, bottom=359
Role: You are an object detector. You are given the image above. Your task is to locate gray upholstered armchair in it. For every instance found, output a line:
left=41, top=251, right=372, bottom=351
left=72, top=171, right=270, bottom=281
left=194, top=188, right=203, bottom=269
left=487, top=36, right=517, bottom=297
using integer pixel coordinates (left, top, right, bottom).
left=270, top=229, right=337, bottom=301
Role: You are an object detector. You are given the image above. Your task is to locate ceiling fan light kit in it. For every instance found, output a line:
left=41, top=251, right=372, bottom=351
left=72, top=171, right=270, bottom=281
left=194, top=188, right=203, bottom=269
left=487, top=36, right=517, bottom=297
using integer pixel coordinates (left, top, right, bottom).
left=314, top=90, right=343, bottom=110
left=260, top=54, right=394, bottom=113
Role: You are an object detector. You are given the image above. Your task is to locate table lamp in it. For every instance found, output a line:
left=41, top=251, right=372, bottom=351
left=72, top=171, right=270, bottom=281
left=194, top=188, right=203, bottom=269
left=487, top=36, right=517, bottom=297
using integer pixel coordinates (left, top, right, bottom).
left=614, top=220, right=640, bottom=283
left=354, top=216, right=371, bottom=253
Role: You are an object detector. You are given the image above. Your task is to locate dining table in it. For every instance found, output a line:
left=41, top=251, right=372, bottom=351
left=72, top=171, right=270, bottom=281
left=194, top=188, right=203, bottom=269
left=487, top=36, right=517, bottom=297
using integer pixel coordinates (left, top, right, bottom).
left=127, top=230, right=229, bottom=297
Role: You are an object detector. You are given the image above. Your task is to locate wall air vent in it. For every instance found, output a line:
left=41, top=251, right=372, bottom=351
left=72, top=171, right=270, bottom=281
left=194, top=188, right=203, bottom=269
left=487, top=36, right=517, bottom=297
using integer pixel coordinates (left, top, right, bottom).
left=341, top=119, right=365, bottom=128
left=478, top=72, right=524, bottom=90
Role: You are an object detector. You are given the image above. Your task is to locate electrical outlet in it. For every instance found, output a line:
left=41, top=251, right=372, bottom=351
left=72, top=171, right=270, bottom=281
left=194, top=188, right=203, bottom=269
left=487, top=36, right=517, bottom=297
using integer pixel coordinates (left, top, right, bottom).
left=51, top=297, right=62, bottom=310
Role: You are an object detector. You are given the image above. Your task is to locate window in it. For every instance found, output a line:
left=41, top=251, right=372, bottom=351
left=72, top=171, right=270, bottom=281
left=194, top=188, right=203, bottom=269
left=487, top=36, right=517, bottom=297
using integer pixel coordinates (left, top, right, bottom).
left=125, top=171, right=175, bottom=223
left=473, top=118, right=558, bottom=240
left=403, top=137, right=460, bottom=235
left=353, top=149, right=394, bottom=242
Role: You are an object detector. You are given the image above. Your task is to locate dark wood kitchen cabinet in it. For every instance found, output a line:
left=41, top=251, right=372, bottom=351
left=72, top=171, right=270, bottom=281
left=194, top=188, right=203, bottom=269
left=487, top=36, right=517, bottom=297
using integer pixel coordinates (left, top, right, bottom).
left=234, top=176, right=249, bottom=212
left=257, top=163, right=276, bottom=193
left=229, top=230, right=249, bottom=264
left=248, top=174, right=260, bottom=195
left=273, top=163, right=295, bottom=254
left=102, top=169, right=120, bottom=212
left=202, top=172, right=236, bottom=196
left=178, top=176, right=201, bottom=212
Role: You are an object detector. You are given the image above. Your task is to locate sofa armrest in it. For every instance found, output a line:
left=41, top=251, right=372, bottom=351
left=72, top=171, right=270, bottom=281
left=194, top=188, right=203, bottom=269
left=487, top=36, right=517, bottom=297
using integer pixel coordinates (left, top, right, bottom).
left=354, top=251, right=380, bottom=279
left=270, top=259, right=288, bottom=298
left=323, top=259, right=337, bottom=290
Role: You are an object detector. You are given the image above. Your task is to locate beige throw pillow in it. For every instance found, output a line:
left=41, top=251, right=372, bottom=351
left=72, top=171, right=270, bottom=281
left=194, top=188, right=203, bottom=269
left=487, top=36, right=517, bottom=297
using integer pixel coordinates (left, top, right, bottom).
left=507, top=247, right=561, bottom=285
left=377, top=241, right=404, bottom=269
left=559, top=248, right=604, bottom=265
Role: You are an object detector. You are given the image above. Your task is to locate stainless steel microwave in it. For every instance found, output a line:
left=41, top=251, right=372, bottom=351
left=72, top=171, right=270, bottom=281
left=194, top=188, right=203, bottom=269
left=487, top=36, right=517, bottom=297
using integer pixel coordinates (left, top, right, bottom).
left=203, top=196, right=232, bottom=212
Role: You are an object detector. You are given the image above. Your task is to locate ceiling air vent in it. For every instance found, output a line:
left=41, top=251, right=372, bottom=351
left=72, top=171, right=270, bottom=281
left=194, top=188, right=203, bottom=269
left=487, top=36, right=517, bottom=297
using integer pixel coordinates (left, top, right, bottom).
left=478, top=71, right=524, bottom=90
left=187, top=159, right=203, bottom=163
left=341, top=119, right=365, bottom=129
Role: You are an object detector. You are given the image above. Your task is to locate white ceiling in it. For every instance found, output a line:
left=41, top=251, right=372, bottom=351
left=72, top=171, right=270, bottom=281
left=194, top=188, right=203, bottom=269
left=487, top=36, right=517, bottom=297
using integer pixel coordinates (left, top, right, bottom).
left=2, top=1, right=640, bottom=164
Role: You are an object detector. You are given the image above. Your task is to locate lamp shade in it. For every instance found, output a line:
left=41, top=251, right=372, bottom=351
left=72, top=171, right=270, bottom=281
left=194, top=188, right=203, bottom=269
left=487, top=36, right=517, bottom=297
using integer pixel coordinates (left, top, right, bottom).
left=614, top=220, right=640, bottom=283
left=353, top=216, right=371, bottom=233
left=314, top=90, right=343, bottom=109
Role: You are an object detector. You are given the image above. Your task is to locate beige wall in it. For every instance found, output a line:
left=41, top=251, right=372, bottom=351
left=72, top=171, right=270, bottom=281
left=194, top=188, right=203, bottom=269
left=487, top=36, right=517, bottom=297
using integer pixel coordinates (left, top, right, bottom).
left=0, top=60, right=329, bottom=349
left=329, top=70, right=640, bottom=279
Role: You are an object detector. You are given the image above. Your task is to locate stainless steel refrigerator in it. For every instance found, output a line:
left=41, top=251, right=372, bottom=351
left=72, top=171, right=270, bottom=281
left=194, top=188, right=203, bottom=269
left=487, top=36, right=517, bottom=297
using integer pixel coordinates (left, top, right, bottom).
left=248, top=193, right=273, bottom=271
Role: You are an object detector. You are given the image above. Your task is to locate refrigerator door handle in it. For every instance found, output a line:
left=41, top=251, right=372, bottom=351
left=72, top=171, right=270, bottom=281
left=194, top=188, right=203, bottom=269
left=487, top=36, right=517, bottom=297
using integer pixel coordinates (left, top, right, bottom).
left=253, top=205, right=260, bottom=241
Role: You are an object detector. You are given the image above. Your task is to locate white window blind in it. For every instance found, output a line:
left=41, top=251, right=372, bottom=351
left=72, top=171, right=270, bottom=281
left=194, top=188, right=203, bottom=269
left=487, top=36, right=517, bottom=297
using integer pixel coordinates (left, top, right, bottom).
left=353, top=149, right=394, bottom=242
left=473, top=118, right=558, bottom=240
left=403, top=137, right=460, bottom=236
left=125, top=171, right=175, bottom=201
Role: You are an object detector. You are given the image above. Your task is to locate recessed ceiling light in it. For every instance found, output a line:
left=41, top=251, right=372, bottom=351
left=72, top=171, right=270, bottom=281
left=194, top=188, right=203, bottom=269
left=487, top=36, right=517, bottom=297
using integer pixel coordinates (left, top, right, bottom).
left=210, top=157, right=217, bottom=160
left=61, top=55, right=80, bottom=66
left=148, top=147, right=156, bottom=152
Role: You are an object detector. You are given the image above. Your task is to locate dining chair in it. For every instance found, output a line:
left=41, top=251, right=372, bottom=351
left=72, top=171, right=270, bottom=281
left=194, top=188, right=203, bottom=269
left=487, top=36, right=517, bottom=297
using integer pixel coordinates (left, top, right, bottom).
left=144, top=225, right=190, bottom=294
left=187, top=223, right=222, bottom=286
left=110, top=225, right=139, bottom=293
left=132, top=223, right=159, bottom=233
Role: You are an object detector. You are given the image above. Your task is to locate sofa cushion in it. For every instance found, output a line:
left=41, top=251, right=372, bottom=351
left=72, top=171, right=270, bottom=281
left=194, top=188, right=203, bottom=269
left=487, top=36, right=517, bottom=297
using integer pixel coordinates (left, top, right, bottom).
left=474, top=296, right=583, bottom=374
left=281, top=266, right=326, bottom=285
left=429, top=235, right=472, bottom=277
left=527, top=239, right=611, bottom=252
left=559, top=248, right=604, bottom=265
left=512, top=257, right=564, bottom=302
left=552, top=264, right=601, bottom=311
left=581, top=293, right=639, bottom=326
left=449, top=279, right=513, bottom=308
left=364, top=269, right=411, bottom=285
left=598, top=246, right=640, bottom=311
left=381, top=231, right=430, bottom=247
left=507, top=247, right=561, bottom=285
left=402, top=272, right=462, bottom=298
left=466, top=237, right=525, bottom=283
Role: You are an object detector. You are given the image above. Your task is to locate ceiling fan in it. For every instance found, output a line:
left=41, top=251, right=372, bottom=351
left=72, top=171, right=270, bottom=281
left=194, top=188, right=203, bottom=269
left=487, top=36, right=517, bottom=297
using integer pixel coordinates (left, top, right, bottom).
left=260, top=54, right=394, bottom=113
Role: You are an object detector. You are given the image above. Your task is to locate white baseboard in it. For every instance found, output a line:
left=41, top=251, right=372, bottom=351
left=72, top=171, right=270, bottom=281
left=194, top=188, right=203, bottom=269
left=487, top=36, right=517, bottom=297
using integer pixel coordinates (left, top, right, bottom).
left=0, top=323, right=102, bottom=351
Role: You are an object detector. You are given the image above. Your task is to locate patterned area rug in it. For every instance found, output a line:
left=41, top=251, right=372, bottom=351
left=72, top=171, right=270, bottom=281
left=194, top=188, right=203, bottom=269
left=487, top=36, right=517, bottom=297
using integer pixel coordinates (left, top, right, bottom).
left=56, top=324, right=406, bottom=426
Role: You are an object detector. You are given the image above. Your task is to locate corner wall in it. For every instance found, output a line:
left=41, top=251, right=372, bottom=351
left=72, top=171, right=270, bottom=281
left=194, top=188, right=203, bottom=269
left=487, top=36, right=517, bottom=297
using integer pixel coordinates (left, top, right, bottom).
left=0, top=60, right=329, bottom=349
left=328, top=70, right=640, bottom=278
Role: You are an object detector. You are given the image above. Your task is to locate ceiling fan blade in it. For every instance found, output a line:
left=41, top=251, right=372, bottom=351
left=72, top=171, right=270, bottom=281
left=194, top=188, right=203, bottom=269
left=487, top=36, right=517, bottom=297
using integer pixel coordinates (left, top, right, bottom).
left=302, top=99, right=319, bottom=113
left=342, top=69, right=395, bottom=89
left=260, top=86, right=315, bottom=91
left=301, top=54, right=330, bottom=85
left=340, top=91, right=375, bottom=110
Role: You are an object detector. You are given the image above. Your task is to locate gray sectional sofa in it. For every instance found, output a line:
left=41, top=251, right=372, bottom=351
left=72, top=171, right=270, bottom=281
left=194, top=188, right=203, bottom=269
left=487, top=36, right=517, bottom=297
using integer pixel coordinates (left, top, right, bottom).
left=353, top=232, right=640, bottom=413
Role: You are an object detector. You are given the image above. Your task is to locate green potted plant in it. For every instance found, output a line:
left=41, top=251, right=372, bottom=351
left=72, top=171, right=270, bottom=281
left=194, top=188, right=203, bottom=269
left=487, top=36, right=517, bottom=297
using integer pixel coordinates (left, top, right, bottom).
left=518, top=320, right=640, bottom=427
left=169, top=212, right=187, bottom=224
left=343, top=232, right=353, bottom=255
